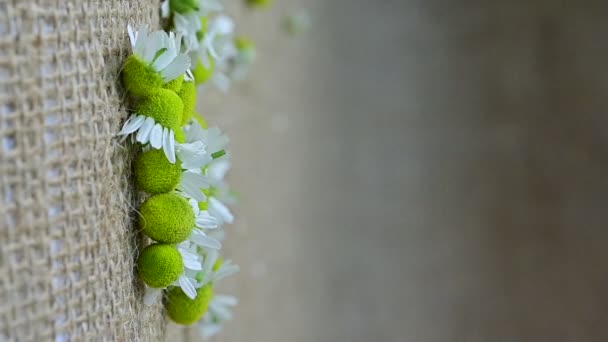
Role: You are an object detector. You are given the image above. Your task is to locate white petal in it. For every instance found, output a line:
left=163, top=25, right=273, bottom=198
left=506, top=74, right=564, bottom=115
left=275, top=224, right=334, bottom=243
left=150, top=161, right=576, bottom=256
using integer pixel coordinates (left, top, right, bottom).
left=211, top=262, right=239, bottom=283
left=183, top=258, right=203, bottom=271
left=190, top=230, right=221, bottom=250
left=178, top=172, right=209, bottom=201
left=161, top=54, right=191, bottom=82
left=213, top=15, right=235, bottom=36
left=142, top=31, right=166, bottom=63
left=127, top=24, right=136, bottom=49
left=179, top=274, right=197, bottom=300
left=160, top=0, right=170, bottom=18
left=143, top=287, right=161, bottom=306
left=118, top=114, right=145, bottom=135
left=209, top=301, right=233, bottom=321
left=200, top=324, right=223, bottom=338
left=212, top=72, right=231, bottom=93
left=189, top=198, right=201, bottom=215
left=202, top=249, right=218, bottom=272
left=176, top=141, right=212, bottom=169
left=152, top=49, right=178, bottom=72
left=163, top=129, right=176, bottom=163
left=133, top=25, right=148, bottom=56
left=196, top=211, right=219, bottom=229
left=149, top=123, right=163, bottom=149
left=209, top=197, right=234, bottom=224
left=161, top=126, right=168, bottom=149
left=136, top=117, right=155, bottom=143
left=214, top=294, right=238, bottom=306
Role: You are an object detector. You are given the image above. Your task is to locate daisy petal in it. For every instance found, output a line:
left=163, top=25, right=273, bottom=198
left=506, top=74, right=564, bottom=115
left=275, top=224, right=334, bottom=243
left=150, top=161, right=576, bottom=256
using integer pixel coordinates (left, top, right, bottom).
left=201, top=324, right=223, bottom=338
left=152, top=48, right=178, bottom=72
left=212, top=263, right=240, bottom=282
left=176, top=141, right=211, bottom=169
left=209, top=197, right=234, bottom=224
left=214, top=294, right=238, bottom=306
left=136, top=117, right=155, bottom=144
left=118, top=115, right=145, bottom=135
left=183, top=258, right=203, bottom=271
left=163, top=129, right=176, bottom=163
left=128, top=25, right=136, bottom=49
left=161, top=53, right=191, bottom=82
left=149, top=123, right=163, bottom=149
left=143, top=287, right=161, bottom=306
left=190, top=230, right=221, bottom=250
left=178, top=172, right=209, bottom=201
left=196, top=211, right=219, bottom=229
left=209, top=301, right=233, bottom=321
left=179, top=274, right=198, bottom=300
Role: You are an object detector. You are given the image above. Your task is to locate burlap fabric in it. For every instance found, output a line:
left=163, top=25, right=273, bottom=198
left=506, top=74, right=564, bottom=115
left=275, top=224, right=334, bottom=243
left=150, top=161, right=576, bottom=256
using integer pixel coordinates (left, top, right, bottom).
left=0, top=1, right=167, bottom=340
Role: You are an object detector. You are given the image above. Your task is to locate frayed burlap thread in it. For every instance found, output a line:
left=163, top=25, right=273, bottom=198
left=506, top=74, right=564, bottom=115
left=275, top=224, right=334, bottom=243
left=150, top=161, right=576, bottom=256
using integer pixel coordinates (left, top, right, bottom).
left=0, top=1, right=166, bottom=340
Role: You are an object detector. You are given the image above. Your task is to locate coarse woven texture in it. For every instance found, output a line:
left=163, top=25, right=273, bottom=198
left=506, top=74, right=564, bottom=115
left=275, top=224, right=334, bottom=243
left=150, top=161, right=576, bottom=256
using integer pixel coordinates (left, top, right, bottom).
left=0, top=0, right=167, bottom=341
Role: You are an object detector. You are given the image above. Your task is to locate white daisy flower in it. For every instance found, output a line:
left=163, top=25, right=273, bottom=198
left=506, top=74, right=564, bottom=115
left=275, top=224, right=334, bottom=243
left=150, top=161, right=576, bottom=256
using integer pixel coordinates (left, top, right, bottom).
left=142, top=243, right=203, bottom=305
left=127, top=24, right=191, bottom=83
left=198, top=294, right=238, bottom=338
left=183, top=121, right=229, bottom=157
left=193, top=14, right=236, bottom=72
left=187, top=198, right=223, bottom=251
left=173, top=12, right=202, bottom=51
left=204, top=15, right=235, bottom=62
left=197, top=249, right=239, bottom=288
left=118, top=114, right=178, bottom=163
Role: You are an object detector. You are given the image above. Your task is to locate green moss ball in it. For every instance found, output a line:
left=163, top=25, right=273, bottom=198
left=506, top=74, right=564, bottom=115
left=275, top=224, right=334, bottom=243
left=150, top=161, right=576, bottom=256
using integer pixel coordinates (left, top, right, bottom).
left=134, top=149, right=182, bottom=194
left=139, top=193, right=195, bottom=243
left=174, top=127, right=186, bottom=144
left=170, top=0, right=199, bottom=14
left=135, top=88, right=183, bottom=129
left=163, top=74, right=184, bottom=93
left=122, top=55, right=163, bottom=96
left=137, top=243, right=184, bottom=288
left=166, top=284, right=214, bottom=325
left=192, top=58, right=215, bottom=85
left=178, top=81, right=196, bottom=126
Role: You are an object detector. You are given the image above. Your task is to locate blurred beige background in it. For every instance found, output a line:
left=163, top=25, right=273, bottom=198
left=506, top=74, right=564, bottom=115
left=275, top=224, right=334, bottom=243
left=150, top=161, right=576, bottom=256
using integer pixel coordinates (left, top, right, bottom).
left=182, top=1, right=608, bottom=341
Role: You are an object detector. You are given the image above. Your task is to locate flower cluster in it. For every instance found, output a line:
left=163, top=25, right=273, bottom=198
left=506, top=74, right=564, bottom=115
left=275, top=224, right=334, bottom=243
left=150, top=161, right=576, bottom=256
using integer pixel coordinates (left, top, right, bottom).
left=118, top=22, right=240, bottom=336
left=161, top=0, right=257, bottom=92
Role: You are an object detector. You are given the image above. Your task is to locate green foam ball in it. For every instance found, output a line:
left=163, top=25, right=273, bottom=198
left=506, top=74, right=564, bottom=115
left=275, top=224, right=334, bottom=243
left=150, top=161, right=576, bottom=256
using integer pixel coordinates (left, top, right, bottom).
left=134, top=149, right=182, bottom=194
left=135, top=88, right=183, bottom=129
left=122, top=55, right=163, bottom=96
left=137, top=243, right=184, bottom=288
left=139, top=193, right=195, bottom=243
left=178, top=81, right=196, bottom=126
left=192, top=58, right=215, bottom=85
left=163, top=74, right=184, bottom=93
left=166, top=284, right=214, bottom=325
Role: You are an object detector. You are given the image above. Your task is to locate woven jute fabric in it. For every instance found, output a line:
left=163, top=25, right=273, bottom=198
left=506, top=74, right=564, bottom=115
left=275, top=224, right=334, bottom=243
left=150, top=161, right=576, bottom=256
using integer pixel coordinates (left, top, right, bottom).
left=0, top=1, right=167, bottom=340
